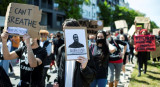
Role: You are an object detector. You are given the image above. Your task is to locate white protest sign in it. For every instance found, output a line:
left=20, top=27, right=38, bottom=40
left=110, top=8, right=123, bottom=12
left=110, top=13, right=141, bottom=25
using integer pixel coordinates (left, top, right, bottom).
left=114, top=20, right=128, bottom=29
left=103, top=27, right=111, bottom=32
left=4, top=3, right=42, bottom=38
left=153, top=29, right=160, bottom=35
left=128, top=25, right=136, bottom=36
left=64, top=27, right=89, bottom=60
left=123, top=27, right=128, bottom=34
left=7, top=27, right=27, bottom=35
left=134, top=17, right=150, bottom=23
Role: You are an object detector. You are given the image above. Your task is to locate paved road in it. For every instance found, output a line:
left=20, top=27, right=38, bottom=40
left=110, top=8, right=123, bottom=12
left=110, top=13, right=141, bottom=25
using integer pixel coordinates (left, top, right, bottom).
left=9, top=61, right=136, bottom=87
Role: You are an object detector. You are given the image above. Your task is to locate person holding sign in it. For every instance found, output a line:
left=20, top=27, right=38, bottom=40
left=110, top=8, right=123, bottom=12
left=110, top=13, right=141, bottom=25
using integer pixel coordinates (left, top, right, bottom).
left=136, top=29, right=150, bottom=77
left=106, top=31, right=127, bottom=87
left=90, top=30, right=109, bottom=87
left=53, top=19, right=96, bottom=87
left=1, top=31, right=47, bottom=87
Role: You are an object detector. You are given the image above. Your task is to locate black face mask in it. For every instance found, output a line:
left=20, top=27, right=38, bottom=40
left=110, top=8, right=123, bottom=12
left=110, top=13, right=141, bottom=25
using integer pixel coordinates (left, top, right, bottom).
left=96, top=39, right=106, bottom=44
left=57, top=35, right=61, bottom=38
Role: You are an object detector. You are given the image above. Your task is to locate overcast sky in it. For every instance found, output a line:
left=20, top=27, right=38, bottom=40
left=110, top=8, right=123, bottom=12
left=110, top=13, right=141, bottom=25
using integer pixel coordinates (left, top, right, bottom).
left=126, top=0, right=160, bottom=27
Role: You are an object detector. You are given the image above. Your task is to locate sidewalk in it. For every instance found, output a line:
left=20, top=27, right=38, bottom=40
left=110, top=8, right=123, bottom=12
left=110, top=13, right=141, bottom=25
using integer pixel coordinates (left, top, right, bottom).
left=10, top=62, right=136, bottom=87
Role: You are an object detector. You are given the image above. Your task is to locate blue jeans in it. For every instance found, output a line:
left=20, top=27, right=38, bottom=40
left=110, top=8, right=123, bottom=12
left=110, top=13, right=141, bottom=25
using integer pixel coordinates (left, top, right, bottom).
left=0, top=60, right=9, bottom=75
left=90, top=79, right=107, bottom=87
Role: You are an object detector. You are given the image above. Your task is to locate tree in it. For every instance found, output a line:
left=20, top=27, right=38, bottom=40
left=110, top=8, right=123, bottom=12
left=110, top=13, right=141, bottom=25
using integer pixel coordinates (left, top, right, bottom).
left=55, top=0, right=90, bottom=19
left=0, top=0, right=26, bottom=16
left=112, top=5, right=145, bottom=29
left=98, top=1, right=112, bottom=26
left=149, top=21, right=159, bottom=32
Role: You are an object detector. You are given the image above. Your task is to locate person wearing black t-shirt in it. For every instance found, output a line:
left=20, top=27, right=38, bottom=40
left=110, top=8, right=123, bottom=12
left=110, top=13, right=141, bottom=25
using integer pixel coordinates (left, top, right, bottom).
left=1, top=31, right=47, bottom=87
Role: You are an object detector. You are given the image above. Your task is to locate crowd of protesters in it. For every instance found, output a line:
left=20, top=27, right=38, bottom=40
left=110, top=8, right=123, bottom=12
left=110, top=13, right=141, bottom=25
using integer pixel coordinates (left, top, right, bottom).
left=0, top=18, right=160, bottom=87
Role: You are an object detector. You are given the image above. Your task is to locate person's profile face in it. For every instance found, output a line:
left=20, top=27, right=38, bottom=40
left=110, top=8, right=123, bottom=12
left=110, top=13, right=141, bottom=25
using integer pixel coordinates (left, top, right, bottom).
left=73, top=34, right=78, bottom=42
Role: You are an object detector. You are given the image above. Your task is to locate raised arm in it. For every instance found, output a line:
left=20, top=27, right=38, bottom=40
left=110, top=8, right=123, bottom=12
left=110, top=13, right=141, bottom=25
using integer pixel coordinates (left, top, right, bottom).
left=1, top=31, right=19, bottom=60
left=23, top=34, right=42, bottom=68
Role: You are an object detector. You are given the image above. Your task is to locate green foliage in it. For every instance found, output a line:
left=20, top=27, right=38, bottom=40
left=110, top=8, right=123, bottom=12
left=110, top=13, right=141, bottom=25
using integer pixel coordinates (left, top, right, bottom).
left=112, top=5, right=145, bottom=29
left=149, top=21, right=159, bottom=32
left=55, top=0, right=90, bottom=19
left=98, top=1, right=112, bottom=26
left=0, top=0, right=26, bottom=16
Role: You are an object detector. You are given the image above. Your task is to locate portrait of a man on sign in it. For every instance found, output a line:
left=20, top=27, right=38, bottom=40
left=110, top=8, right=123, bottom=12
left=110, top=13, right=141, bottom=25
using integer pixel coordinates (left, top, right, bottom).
left=64, top=27, right=89, bottom=60
left=69, top=34, right=84, bottom=48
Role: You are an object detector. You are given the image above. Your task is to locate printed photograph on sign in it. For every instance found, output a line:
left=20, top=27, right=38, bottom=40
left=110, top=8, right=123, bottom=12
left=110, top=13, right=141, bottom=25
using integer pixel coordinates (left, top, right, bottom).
left=64, top=27, right=89, bottom=60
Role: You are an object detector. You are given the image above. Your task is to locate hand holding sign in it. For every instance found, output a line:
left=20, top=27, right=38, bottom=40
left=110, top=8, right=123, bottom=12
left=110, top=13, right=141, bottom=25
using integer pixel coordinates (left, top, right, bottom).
left=1, top=30, right=9, bottom=43
left=23, top=34, right=31, bottom=46
left=76, top=56, right=88, bottom=69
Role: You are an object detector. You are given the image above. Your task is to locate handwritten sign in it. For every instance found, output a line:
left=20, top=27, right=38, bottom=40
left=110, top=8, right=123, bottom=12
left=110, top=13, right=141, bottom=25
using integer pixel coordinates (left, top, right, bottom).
left=134, top=17, right=150, bottom=23
left=114, top=20, right=128, bottom=29
left=4, top=3, right=42, bottom=38
left=78, top=20, right=103, bottom=34
left=134, top=35, right=156, bottom=52
left=153, top=29, right=160, bottom=35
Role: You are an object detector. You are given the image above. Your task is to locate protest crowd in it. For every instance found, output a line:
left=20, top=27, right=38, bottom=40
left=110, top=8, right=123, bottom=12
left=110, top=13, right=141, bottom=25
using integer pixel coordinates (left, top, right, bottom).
left=0, top=2, right=160, bottom=87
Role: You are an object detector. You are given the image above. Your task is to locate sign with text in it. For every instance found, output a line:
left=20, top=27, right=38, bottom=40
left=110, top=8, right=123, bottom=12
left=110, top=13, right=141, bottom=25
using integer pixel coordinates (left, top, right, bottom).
left=4, top=3, right=42, bottom=38
left=153, top=29, right=160, bottom=35
left=64, top=27, right=90, bottom=60
left=7, top=27, right=27, bottom=35
left=78, top=20, right=103, bottom=34
left=114, top=20, right=128, bottom=29
left=134, top=17, right=150, bottom=23
left=134, top=35, right=156, bottom=52
left=128, top=25, right=135, bottom=36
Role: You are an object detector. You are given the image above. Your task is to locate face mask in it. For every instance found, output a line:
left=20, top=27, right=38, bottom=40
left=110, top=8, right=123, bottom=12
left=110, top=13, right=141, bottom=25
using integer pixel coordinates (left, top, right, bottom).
left=96, top=39, right=105, bottom=44
left=90, top=39, right=96, bottom=43
left=41, top=37, right=47, bottom=41
left=107, top=37, right=111, bottom=42
left=57, top=35, right=61, bottom=38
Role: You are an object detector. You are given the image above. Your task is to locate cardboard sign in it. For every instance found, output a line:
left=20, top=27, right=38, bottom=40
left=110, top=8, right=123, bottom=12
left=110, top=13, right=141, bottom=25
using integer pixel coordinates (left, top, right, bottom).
left=114, top=20, right=128, bottom=29
left=123, top=28, right=128, bottom=34
left=144, top=23, right=150, bottom=29
left=103, top=27, right=111, bottom=32
left=4, top=3, right=42, bottom=38
left=134, top=17, right=150, bottom=23
left=64, top=27, right=90, bottom=60
left=128, top=25, right=135, bottom=36
left=134, top=35, right=156, bottom=52
left=153, top=29, right=160, bottom=35
left=78, top=20, right=103, bottom=34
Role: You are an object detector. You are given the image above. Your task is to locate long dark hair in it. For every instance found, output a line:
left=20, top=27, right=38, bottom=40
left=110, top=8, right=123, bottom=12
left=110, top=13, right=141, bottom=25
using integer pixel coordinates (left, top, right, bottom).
left=96, top=30, right=109, bottom=66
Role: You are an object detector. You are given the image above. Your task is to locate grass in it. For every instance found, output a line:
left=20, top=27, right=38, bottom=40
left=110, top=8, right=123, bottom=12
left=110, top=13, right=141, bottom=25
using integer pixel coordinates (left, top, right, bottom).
left=129, top=60, right=160, bottom=87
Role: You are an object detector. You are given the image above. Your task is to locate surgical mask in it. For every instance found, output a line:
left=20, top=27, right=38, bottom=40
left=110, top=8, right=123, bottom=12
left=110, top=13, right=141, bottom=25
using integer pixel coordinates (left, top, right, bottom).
left=41, top=37, right=47, bottom=41
left=107, top=37, right=111, bottom=42
left=90, top=39, right=96, bottom=43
